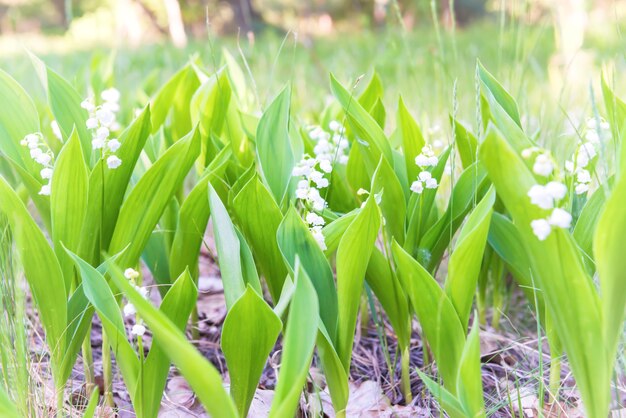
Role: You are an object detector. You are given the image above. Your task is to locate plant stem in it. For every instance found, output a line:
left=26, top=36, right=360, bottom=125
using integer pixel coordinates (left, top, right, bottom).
left=81, top=330, right=95, bottom=395
left=400, top=345, right=412, bottom=404
left=56, top=385, right=64, bottom=417
left=191, top=305, right=200, bottom=341
left=101, top=329, right=114, bottom=408
left=548, top=353, right=561, bottom=404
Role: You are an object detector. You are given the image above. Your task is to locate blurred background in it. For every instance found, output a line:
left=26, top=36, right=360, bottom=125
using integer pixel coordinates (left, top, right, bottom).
left=1, top=0, right=625, bottom=150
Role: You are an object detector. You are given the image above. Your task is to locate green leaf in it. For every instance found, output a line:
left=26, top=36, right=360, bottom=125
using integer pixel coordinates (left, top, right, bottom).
left=108, top=127, right=200, bottom=268
left=456, top=320, right=486, bottom=418
left=479, top=124, right=608, bottom=418
left=594, top=172, right=626, bottom=373
left=79, top=106, right=152, bottom=264
left=405, top=146, right=451, bottom=255
left=444, top=187, right=495, bottom=329
left=0, top=69, right=40, bottom=173
left=357, top=72, right=383, bottom=111
left=336, top=196, right=380, bottom=367
left=65, top=250, right=139, bottom=396
left=30, top=53, right=92, bottom=161
left=51, top=128, right=89, bottom=288
left=398, top=96, right=425, bottom=182
left=137, top=270, right=198, bottom=418
left=232, top=175, right=288, bottom=301
left=256, top=86, right=294, bottom=204
left=0, top=386, right=19, bottom=418
left=316, top=324, right=349, bottom=415
left=330, top=74, right=392, bottom=164
left=106, top=263, right=238, bottom=418
left=573, top=183, right=608, bottom=266
left=222, top=286, right=282, bottom=417
left=277, top=208, right=338, bottom=340
left=419, top=162, right=489, bottom=270
left=392, top=241, right=465, bottom=392
left=169, top=147, right=231, bottom=279
left=371, top=156, right=406, bottom=244
left=0, top=177, right=67, bottom=374
left=452, top=118, right=478, bottom=169
left=269, top=261, right=319, bottom=418
left=82, top=387, right=100, bottom=418
left=150, top=63, right=200, bottom=141
left=416, top=369, right=466, bottom=418
left=477, top=61, right=521, bottom=128
left=208, top=183, right=247, bottom=308
left=601, top=75, right=626, bottom=174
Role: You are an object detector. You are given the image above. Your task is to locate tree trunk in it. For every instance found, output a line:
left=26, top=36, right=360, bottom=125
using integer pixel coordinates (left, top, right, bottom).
left=162, top=0, right=187, bottom=48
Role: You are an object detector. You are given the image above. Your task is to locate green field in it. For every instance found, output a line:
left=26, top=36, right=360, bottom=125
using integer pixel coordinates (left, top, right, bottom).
left=0, top=8, right=625, bottom=418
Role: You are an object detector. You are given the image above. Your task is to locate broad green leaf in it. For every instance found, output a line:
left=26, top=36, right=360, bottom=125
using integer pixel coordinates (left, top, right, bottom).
left=150, top=63, right=200, bottom=141
left=369, top=98, right=386, bottom=128
left=371, top=156, right=405, bottom=244
left=416, top=370, right=466, bottom=418
left=330, top=74, right=392, bottom=163
left=573, top=184, right=608, bottom=266
left=452, top=118, right=478, bottom=169
left=137, top=270, right=198, bottom=418
left=1, top=156, right=51, bottom=230
left=364, top=248, right=411, bottom=349
left=0, top=177, right=66, bottom=372
left=277, top=208, right=338, bottom=340
left=456, top=320, right=486, bottom=418
left=0, top=69, right=40, bottom=172
left=392, top=242, right=465, bottom=392
left=51, top=129, right=88, bottom=288
left=398, top=96, right=425, bottom=182
left=108, top=127, right=200, bottom=268
left=256, top=86, right=294, bottom=204
left=445, top=187, right=495, bottom=329
left=594, top=172, right=626, bottom=372
left=59, top=285, right=94, bottom=384
left=79, top=106, right=152, bottom=264
left=190, top=69, right=232, bottom=167
left=477, top=61, right=521, bottom=128
left=405, top=146, right=451, bottom=255
left=222, top=286, right=282, bottom=417
left=106, top=263, right=238, bottom=418
left=316, top=324, right=349, bottom=415
left=82, top=387, right=100, bottom=418
left=487, top=213, right=543, bottom=312
left=190, top=68, right=231, bottom=140
left=357, top=72, right=383, bottom=111
left=66, top=250, right=139, bottom=396
left=480, top=124, right=608, bottom=418
left=30, top=53, right=92, bottom=161
left=169, top=147, right=231, bottom=279
left=601, top=75, right=626, bottom=174
left=269, top=262, right=319, bottom=418
left=0, top=386, right=18, bottom=418
left=232, top=176, right=288, bottom=301
left=208, top=183, right=247, bottom=308
left=419, top=162, right=489, bottom=270
left=336, top=196, right=380, bottom=367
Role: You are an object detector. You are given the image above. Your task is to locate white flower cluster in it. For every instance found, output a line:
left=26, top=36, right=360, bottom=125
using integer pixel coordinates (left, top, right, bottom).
left=293, top=156, right=332, bottom=250
left=522, top=147, right=555, bottom=177
left=123, top=268, right=149, bottom=338
left=308, top=120, right=350, bottom=165
left=20, top=132, right=54, bottom=196
left=527, top=182, right=572, bottom=240
left=561, top=117, right=607, bottom=195
left=82, top=88, right=122, bottom=170
left=410, top=145, right=439, bottom=194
